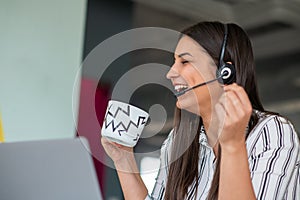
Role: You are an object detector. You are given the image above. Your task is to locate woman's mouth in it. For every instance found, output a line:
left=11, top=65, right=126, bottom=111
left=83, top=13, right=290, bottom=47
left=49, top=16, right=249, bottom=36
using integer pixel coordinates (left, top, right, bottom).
left=174, top=84, right=189, bottom=93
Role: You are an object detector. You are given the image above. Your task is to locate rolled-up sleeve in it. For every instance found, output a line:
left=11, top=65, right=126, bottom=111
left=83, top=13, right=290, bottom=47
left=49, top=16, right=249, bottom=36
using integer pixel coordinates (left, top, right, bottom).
left=247, top=116, right=300, bottom=199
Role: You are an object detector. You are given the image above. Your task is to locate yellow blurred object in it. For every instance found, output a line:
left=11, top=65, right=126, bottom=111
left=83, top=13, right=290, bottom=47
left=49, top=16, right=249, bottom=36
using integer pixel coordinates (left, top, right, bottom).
left=0, top=113, right=4, bottom=142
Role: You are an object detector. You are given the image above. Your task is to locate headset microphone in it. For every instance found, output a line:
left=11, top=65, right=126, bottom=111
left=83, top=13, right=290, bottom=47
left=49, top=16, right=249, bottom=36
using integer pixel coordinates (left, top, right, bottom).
left=174, top=69, right=230, bottom=97
left=174, top=76, right=221, bottom=97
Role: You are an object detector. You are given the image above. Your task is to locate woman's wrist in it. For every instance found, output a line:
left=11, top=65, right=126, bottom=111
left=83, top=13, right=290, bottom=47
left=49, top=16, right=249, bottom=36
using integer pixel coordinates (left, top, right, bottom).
left=220, top=140, right=246, bottom=155
left=114, top=153, right=138, bottom=173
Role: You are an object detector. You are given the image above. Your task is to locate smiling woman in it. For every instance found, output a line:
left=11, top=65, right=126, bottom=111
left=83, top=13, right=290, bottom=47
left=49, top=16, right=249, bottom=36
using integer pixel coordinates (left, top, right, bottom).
left=101, top=21, right=300, bottom=200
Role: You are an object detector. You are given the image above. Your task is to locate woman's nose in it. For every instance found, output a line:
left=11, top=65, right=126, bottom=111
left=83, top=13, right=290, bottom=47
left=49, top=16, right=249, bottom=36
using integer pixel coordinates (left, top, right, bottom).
left=166, top=63, right=180, bottom=80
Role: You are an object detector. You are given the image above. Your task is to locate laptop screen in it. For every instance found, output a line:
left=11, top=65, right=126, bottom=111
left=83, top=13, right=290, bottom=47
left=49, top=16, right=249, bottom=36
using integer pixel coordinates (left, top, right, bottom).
left=0, top=137, right=103, bottom=200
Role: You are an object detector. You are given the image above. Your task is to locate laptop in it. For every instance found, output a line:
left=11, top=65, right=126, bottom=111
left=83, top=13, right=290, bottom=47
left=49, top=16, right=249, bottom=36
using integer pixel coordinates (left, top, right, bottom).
left=0, top=137, right=103, bottom=200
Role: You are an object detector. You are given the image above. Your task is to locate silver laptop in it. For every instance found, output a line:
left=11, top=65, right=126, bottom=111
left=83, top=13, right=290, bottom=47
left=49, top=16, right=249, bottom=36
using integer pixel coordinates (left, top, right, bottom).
left=0, top=137, right=103, bottom=200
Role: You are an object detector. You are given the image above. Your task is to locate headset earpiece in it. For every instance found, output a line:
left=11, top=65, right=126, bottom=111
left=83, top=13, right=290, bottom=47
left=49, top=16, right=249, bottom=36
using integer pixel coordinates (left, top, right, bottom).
left=217, top=23, right=236, bottom=85
left=216, top=62, right=236, bottom=84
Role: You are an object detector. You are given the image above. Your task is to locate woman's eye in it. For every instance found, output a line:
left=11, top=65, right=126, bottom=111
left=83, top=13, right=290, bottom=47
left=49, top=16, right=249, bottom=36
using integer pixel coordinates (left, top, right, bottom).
left=181, top=60, right=189, bottom=64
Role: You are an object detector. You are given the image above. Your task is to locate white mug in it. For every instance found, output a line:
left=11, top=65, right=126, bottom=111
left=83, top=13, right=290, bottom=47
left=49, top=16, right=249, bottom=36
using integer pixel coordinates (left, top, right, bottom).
left=101, top=100, right=149, bottom=147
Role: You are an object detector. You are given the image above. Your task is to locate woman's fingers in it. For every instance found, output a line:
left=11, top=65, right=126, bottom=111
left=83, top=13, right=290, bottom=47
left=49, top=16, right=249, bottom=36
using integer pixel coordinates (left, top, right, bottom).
left=101, top=137, right=133, bottom=155
left=223, top=83, right=252, bottom=111
left=218, top=83, right=252, bottom=119
left=219, top=91, right=240, bottom=117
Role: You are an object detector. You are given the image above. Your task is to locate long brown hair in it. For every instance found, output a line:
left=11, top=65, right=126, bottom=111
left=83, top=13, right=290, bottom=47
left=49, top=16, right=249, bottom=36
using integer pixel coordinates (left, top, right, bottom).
left=164, top=22, right=265, bottom=200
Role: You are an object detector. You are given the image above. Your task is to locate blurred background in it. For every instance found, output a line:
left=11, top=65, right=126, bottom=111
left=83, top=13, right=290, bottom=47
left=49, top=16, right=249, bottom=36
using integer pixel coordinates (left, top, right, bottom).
left=1, top=0, right=299, bottom=199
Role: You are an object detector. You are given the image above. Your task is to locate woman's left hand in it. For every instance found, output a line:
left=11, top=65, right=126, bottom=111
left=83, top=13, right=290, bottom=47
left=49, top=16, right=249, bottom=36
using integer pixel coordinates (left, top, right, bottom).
left=215, top=83, right=252, bottom=152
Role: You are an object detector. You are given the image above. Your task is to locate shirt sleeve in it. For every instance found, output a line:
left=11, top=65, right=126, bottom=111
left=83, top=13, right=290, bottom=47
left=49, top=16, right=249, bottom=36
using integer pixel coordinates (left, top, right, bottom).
left=145, top=130, right=173, bottom=200
left=247, top=115, right=300, bottom=200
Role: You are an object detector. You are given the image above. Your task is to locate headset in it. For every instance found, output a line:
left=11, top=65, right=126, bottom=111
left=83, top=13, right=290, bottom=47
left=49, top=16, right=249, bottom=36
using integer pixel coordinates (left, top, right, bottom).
left=216, top=23, right=236, bottom=85
left=175, top=23, right=236, bottom=97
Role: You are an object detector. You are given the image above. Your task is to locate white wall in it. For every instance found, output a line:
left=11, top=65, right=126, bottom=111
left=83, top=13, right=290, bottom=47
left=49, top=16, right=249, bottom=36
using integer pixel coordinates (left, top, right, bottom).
left=0, top=0, right=86, bottom=141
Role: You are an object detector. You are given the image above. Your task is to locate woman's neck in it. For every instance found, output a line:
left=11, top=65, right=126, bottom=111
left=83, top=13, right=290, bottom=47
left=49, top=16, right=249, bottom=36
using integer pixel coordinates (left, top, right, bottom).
left=201, top=111, right=219, bottom=151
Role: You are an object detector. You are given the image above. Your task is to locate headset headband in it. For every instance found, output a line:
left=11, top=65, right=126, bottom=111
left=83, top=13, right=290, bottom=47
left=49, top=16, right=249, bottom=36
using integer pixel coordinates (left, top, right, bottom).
left=219, top=24, right=228, bottom=68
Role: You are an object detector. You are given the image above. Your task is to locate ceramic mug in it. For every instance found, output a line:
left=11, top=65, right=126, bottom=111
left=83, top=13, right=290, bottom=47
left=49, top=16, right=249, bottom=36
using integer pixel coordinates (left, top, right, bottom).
left=101, top=100, right=149, bottom=147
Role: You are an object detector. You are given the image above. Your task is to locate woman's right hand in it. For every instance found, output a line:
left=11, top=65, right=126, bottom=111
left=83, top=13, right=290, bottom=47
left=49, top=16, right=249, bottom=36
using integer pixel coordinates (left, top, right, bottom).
left=101, top=137, right=134, bottom=164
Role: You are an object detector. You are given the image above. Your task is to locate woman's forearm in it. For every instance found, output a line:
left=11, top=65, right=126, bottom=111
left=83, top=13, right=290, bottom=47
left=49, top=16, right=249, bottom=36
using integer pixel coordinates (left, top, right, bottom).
left=219, top=142, right=256, bottom=200
left=114, top=154, right=148, bottom=200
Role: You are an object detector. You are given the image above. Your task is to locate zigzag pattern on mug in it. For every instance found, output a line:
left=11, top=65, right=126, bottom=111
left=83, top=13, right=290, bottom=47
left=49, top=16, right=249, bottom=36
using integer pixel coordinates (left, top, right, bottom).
left=107, top=104, right=130, bottom=118
left=104, top=116, right=147, bottom=136
left=104, top=105, right=147, bottom=136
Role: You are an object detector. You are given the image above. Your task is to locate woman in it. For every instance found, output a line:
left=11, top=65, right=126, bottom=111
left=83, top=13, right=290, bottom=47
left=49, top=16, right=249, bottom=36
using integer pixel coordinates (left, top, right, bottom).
left=101, top=21, right=300, bottom=199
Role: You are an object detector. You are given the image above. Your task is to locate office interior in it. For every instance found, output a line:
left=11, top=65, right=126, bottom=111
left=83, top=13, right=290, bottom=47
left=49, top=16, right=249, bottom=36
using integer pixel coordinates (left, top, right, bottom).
left=0, top=0, right=299, bottom=199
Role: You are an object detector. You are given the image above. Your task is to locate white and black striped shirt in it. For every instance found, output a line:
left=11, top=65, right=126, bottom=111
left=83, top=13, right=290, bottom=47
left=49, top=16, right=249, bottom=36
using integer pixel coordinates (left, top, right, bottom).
left=145, top=112, right=300, bottom=200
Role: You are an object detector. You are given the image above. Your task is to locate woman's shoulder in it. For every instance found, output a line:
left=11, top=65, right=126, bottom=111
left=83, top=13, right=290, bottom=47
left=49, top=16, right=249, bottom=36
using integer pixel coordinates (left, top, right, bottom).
left=251, top=110, right=297, bottom=135
left=246, top=110, right=300, bottom=154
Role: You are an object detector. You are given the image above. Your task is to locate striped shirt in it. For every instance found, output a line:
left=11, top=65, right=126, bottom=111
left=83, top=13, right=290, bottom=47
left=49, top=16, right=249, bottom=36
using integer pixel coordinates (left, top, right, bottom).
left=145, top=112, right=300, bottom=200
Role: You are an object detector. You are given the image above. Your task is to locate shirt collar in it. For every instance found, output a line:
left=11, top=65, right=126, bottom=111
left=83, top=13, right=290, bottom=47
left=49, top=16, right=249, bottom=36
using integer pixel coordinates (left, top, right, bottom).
left=199, top=125, right=211, bottom=148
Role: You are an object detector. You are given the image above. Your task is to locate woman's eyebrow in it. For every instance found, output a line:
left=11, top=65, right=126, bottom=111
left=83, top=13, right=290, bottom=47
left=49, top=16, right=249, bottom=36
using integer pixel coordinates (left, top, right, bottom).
left=178, top=52, right=193, bottom=58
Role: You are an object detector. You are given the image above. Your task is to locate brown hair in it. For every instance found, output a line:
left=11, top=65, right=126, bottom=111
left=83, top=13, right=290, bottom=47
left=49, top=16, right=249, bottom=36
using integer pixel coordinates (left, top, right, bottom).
left=164, top=21, right=265, bottom=200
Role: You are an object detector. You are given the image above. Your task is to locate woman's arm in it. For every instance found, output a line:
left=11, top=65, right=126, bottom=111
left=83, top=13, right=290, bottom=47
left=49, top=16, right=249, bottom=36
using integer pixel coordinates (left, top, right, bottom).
left=101, top=129, right=173, bottom=200
left=101, top=137, right=148, bottom=200
left=219, top=142, right=256, bottom=200
left=215, top=83, right=256, bottom=199
left=215, top=84, right=299, bottom=199
left=219, top=116, right=300, bottom=200
left=114, top=154, right=148, bottom=200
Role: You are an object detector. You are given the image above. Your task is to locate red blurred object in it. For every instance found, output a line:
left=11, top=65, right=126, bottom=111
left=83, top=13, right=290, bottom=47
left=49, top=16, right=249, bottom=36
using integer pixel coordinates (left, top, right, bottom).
left=76, top=78, right=110, bottom=193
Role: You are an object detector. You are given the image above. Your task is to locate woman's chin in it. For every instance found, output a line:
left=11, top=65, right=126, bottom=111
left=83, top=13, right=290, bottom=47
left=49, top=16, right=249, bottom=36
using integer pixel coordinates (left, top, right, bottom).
left=176, top=100, right=182, bottom=109
left=176, top=99, right=202, bottom=116
left=176, top=100, right=191, bottom=112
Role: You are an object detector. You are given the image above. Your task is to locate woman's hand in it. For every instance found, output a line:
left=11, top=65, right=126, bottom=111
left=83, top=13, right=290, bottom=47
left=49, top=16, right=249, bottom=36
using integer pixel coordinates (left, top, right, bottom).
left=101, top=137, right=134, bottom=164
left=215, top=83, right=252, bottom=152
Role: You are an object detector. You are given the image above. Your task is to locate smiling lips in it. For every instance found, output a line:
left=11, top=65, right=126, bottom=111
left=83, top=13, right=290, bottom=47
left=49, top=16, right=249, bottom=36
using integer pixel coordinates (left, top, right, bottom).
left=174, top=84, right=189, bottom=92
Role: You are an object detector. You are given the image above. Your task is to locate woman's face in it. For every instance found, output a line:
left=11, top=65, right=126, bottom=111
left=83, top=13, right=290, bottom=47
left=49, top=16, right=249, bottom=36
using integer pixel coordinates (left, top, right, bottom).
left=167, top=36, right=223, bottom=116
